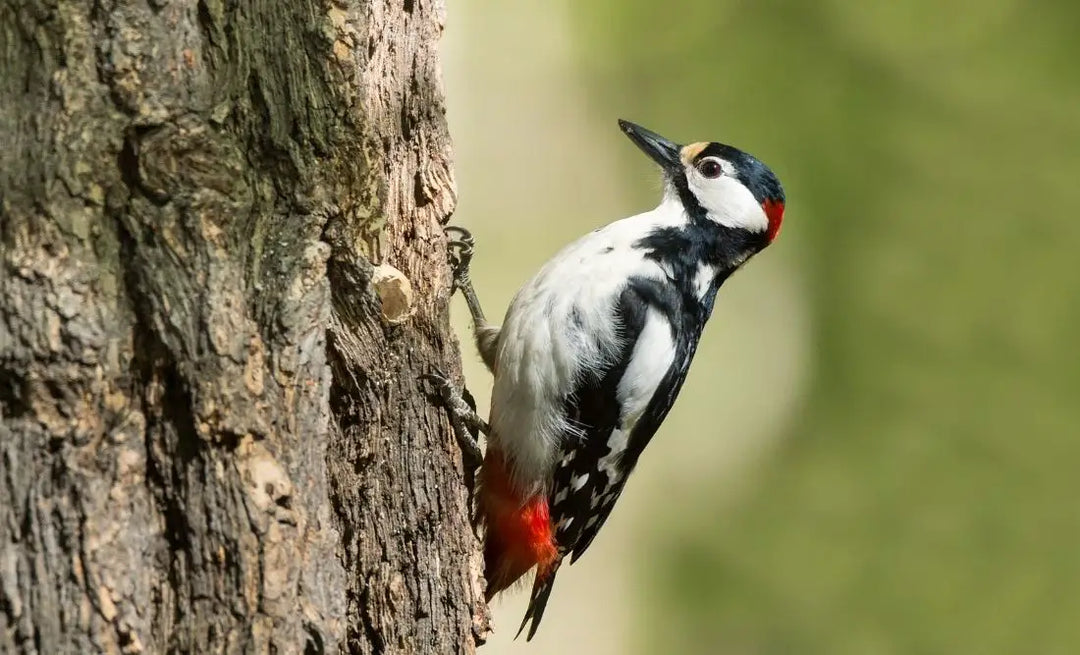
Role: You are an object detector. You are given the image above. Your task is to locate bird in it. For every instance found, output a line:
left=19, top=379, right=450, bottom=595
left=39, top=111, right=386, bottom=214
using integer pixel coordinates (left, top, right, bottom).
left=432, top=119, right=786, bottom=640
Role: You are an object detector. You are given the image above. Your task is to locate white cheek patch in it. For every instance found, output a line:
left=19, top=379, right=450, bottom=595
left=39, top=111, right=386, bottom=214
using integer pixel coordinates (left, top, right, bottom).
left=687, top=172, right=769, bottom=233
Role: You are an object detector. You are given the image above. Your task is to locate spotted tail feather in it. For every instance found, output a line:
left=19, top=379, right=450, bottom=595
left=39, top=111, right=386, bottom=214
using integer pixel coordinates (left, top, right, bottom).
left=516, top=558, right=563, bottom=641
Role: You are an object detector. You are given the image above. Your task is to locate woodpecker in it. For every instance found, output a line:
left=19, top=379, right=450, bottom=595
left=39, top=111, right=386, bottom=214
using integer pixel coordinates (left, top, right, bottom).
left=433, top=119, right=785, bottom=639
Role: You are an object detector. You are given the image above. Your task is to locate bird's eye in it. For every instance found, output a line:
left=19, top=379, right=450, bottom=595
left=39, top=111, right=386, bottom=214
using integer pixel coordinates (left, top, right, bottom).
left=697, top=158, right=723, bottom=179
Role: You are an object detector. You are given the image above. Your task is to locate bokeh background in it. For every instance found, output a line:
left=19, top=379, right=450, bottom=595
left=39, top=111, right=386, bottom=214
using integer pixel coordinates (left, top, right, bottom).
left=442, top=1, right=1080, bottom=653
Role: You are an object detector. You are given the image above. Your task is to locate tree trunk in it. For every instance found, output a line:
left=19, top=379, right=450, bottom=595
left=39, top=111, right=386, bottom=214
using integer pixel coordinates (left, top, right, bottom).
left=0, top=0, right=487, bottom=652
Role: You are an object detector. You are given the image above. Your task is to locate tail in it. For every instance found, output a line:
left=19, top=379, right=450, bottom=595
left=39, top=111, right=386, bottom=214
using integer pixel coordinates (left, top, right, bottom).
left=479, top=448, right=558, bottom=600
left=516, top=558, right=563, bottom=641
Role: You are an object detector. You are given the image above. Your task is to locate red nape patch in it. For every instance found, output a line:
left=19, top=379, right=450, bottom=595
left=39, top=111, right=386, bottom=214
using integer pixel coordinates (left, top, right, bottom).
left=763, top=199, right=785, bottom=243
left=479, top=450, right=558, bottom=599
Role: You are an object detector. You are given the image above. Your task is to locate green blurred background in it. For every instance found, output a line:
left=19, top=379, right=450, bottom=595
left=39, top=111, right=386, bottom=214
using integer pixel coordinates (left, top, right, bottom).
left=443, top=1, right=1080, bottom=653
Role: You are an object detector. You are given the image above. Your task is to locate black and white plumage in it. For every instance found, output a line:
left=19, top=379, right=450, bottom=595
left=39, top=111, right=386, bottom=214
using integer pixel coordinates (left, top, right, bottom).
left=450, top=120, right=786, bottom=640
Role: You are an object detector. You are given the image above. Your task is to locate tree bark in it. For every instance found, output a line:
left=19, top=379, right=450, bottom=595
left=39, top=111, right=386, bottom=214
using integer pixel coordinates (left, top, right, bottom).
left=0, top=0, right=487, bottom=653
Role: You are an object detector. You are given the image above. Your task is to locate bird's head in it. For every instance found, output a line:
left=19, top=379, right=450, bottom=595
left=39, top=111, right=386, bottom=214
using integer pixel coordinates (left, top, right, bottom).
left=619, top=119, right=786, bottom=245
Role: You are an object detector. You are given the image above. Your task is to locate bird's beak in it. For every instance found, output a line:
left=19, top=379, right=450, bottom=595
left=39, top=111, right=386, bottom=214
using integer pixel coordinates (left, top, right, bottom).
left=618, top=119, right=682, bottom=174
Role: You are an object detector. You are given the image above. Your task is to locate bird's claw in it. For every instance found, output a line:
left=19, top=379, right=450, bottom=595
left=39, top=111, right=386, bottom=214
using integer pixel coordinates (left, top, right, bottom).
left=422, top=368, right=486, bottom=469
left=443, top=226, right=475, bottom=293
left=444, top=225, right=475, bottom=247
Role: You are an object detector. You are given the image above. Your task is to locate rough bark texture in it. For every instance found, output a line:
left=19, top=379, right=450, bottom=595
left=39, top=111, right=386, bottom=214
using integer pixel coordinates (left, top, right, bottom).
left=0, top=0, right=487, bottom=653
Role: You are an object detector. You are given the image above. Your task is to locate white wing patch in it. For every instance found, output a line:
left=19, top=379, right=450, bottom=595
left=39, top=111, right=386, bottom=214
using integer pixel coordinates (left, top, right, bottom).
left=616, top=307, right=676, bottom=431
left=587, top=307, right=677, bottom=479
left=596, top=429, right=628, bottom=480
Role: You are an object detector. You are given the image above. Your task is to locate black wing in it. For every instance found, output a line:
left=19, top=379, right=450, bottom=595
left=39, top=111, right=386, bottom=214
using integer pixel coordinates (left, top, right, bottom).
left=556, top=277, right=701, bottom=561
left=518, top=277, right=703, bottom=639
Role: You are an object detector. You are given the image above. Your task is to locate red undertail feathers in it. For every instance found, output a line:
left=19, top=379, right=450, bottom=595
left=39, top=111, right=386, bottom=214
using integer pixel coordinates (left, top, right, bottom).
left=479, top=448, right=558, bottom=600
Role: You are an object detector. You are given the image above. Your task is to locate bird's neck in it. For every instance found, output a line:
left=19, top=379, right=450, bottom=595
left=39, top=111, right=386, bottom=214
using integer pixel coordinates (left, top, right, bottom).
left=630, top=195, right=762, bottom=321
left=646, top=194, right=763, bottom=272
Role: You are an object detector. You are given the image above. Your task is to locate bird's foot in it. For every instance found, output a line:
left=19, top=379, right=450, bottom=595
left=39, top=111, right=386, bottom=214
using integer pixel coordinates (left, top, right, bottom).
left=443, top=225, right=488, bottom=329
left=444, top=226, right=475, bottom=295
left=422, top=368, right=487, bottom=469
